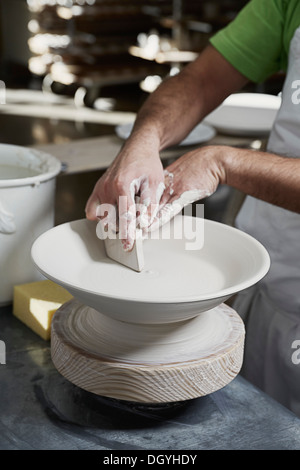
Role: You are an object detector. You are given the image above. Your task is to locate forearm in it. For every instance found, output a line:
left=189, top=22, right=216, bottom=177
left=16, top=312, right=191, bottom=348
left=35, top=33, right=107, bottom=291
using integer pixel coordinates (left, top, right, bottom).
left=222, top=147, right=300, bottom=213
left=125, top=45, right=248, bottom=152
left=129, top=69, right=205, bottom=151
left=86, top=47, right=248, bottom=232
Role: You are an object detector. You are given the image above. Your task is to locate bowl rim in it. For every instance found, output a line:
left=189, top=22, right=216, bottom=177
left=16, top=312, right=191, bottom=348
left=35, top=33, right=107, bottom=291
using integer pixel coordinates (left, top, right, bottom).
left=31, top=217, right=271, bottom=305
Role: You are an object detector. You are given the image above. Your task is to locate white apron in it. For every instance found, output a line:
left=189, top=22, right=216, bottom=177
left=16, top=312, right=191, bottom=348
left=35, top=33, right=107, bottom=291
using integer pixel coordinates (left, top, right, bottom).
left=232, top=26, right=300, bottom=416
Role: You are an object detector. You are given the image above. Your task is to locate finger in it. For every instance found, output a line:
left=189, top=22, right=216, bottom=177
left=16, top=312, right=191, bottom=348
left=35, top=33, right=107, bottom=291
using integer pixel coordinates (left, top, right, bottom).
left=118, top=195, right=137, bottom=251
left=146, top=187, right=211, bottom=234
left=85, top=172, right=114, bottom=220
left=147, top=198, right=184, bottom=233
left=96, top=204, right=119, bottom=236
left=163, top=169, right=175, bottom=196
left=141, top=172, right=175, bottom=233
left=85, top=192, right=101, bottom=220
left=135, top=177, right=150, bottom=228
left=117, top=178, right=140, bottom=250
left=138, top=179, right=165, bottom=229
left=142, top=172, right=174, bottom=229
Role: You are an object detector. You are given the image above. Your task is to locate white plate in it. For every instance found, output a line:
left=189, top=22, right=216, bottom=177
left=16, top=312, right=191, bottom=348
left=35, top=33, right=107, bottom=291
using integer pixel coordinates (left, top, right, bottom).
left=31, top=216, right=270, bottom=324
left=203, top=92, right=281, bottom=136
left=115, top=122, right=216, bottom=146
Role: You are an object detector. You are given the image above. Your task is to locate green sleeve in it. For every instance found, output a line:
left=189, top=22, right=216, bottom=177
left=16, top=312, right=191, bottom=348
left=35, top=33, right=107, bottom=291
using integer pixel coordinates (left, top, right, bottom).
left=209, top=0, right=287, bottom=83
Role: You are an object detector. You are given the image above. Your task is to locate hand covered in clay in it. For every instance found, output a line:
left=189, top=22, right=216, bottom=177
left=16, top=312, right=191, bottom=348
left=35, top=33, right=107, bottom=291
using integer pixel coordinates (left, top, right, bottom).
left=85, top=142, right=165, bottom=251
left=145, top=146, right=225, bottom=233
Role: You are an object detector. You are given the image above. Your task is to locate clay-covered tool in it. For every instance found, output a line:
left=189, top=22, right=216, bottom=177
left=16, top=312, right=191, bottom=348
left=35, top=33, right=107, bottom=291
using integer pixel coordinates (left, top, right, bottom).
left=104, top=229, right=144, bottom=272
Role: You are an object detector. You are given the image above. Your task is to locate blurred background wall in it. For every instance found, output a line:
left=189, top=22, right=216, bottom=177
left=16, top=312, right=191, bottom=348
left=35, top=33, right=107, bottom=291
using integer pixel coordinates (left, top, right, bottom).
left=0, top=0, right=285, bottom=225
left=0, top=0, right=252, bottom=91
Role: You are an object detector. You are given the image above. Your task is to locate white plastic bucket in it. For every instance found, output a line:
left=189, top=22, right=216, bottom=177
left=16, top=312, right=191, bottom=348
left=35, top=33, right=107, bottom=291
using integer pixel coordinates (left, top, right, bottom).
left=0, top=143, right=61, bottom=305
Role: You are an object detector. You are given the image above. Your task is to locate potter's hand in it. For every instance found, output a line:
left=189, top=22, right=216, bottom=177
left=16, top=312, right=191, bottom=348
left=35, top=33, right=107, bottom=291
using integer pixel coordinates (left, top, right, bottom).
left=145, top=146, right=226, bottom=232
left=85, top=144, right=165, bottom=251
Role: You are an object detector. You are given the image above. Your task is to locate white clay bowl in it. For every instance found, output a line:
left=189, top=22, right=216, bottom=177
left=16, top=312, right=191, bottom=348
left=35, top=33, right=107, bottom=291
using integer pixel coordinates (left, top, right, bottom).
left=31, top=216, right=270, bottom=324
left=203, top=92, right=281, bottom=136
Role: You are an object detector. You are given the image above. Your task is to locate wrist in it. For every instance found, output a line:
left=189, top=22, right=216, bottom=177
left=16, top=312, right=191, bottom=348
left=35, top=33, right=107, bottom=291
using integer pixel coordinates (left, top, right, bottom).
left=201, top=145, right=231, bottom=185
left=216, top=145, right=237, bottom=185
left=124, top=123, right=161, bottom=154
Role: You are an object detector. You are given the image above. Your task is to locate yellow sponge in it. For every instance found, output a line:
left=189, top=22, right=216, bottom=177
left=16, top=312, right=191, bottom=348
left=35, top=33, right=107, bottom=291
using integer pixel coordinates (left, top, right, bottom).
left=13, top=280, right=73, bottom=340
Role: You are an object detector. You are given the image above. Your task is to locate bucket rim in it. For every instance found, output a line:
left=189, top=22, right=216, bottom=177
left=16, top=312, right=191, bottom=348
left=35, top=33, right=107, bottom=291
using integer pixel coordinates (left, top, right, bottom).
left=0, top=143, right=61, bottom=188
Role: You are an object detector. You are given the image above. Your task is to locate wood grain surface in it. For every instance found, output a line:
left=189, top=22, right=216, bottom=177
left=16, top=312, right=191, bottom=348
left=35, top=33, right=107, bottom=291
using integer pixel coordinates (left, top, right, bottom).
left=51, top=299, right=245, bottom=403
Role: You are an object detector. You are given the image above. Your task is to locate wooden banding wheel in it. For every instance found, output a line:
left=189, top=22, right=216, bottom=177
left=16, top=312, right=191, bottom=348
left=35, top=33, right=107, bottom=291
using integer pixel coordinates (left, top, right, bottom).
left=51, top=298, right=245, bottom=403
left=32, top=217, right=269, bottom=403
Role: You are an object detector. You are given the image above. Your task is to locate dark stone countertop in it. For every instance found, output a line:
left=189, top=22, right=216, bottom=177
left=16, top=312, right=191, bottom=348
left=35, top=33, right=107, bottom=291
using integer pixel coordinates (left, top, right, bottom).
left=1, top=303, right=300, bottom=451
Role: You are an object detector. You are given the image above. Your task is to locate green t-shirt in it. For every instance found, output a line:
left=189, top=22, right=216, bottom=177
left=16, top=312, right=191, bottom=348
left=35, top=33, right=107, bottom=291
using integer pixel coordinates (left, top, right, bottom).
left=209, top=0, right=300, bottom=83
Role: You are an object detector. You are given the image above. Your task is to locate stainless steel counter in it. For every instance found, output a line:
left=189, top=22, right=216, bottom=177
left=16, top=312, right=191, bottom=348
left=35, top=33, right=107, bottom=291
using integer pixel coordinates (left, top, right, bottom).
left=1, top=303, right=300, bottom=451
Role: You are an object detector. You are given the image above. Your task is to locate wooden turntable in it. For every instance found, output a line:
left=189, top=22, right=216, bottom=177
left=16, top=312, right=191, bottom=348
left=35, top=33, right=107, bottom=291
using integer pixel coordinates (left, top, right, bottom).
left=51, top=299, right=245, bottom=403
left=31, top=216, right=270, bottom=403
